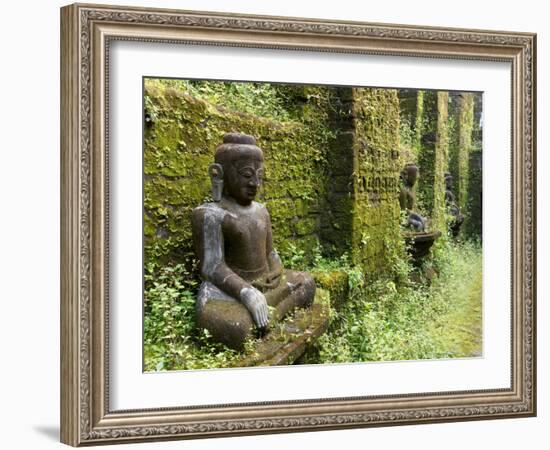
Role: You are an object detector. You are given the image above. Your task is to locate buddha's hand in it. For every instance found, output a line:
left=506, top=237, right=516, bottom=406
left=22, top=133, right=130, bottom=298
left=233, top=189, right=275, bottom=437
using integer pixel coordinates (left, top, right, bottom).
left=240, top=287, right=269, bottom=329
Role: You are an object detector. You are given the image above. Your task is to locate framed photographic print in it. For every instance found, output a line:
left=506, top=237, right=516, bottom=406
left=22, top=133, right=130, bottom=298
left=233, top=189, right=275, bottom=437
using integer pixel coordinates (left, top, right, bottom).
left=60, top=3, right=536, bottom=446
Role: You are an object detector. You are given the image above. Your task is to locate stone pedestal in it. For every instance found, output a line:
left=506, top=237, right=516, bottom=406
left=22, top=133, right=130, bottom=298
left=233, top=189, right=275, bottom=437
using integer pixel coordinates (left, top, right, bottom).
left=232, top=289, right=330, bottom=367
left=403, top=231, right=441, bottom=264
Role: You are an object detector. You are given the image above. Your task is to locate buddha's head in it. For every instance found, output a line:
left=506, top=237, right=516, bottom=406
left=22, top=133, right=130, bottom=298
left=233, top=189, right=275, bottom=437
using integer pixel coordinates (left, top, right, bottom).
left=401, top=163, right=419, bottom=187
left=213, top=133, right=264, bottom=206
left=444, top=172, right=453, bottom=190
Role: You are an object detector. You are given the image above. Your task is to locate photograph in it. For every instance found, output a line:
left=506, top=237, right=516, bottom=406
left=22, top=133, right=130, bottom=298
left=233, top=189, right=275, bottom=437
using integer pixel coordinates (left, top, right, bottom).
left=59, top=3, right=536, bottom=445
left=0, top=0, right=546, bottom=446
left=143, top=78, right=484, bottom=371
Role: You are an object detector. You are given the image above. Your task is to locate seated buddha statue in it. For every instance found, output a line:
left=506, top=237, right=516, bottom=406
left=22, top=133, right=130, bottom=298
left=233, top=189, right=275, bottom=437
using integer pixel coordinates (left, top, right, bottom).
left=399, top=163, right=427, bottom=232
left=191, top=133, right=316, bottom=350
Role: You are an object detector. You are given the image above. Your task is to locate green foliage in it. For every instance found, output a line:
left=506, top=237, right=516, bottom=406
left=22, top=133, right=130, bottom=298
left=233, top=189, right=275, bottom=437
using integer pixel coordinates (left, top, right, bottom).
left=152, top=78, right=293, bottom=122
left=279, top=242, right=308, bottom=270
left=143, top=262, right=241, bottom=371
left=144, top=239, right=482, bottom=370
left=304, top=240, right=482, bottom=363
left=399, top=116, right=417, bottom=160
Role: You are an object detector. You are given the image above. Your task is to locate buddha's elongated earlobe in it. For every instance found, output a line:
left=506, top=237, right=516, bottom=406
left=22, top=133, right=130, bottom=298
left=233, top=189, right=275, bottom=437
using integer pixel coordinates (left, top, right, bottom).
left=208, top=163, right=224, bottom=202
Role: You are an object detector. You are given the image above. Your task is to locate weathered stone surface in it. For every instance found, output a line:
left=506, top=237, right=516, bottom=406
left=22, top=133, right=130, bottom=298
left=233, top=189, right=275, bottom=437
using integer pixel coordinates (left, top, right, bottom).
left=403, top=230, right=442, bottom=264
left=144, top=81, right=329, bottom=268
left=232, top=289, right=331, bottom=367
left=466, top=150, right=482, bottom=238
left=350, top=88, right=406, bottom=275
left=145, top=80, right=414, bottom=281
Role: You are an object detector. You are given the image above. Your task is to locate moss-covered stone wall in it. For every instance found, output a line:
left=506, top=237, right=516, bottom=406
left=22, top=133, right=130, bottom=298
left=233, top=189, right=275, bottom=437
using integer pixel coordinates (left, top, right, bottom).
left=447, top=92, right=481, bottom=239
left=400, top=89, right=482, bottom=240
left=432, top=91, right=450, bottom=233
left=144, top=81, right=329, bottom=271
left=397, top=89, right=425, bottom=159
left=465, top=94, right=483, bottom=238
left=416, top=90, right=439, bottom=215
left=415, top=90, right=425, bottom=152
left=351, top=88, right=406, bottom=273
left=447, top=93, right=461, bottom=202
left=457, top=93, right=475, bottom=211
left=144, top=80, right=416, bottom=280
left=320, top=87, right=355, bottom=258
left=466, top=149, right=483, bottom=238
left=402, top=90, right=451, bottom=234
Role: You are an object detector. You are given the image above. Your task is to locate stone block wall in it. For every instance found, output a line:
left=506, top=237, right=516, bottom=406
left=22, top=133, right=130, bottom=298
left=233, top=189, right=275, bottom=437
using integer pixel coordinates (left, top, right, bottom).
left=432, top=91, right=450, bottom=233
left=319, top=87, right=355, bottom=257
left=400, top=89, right=483, bottom=239
left=144, top=80, right=416, bottom=280
left=466, top=149, right=483, bottom=238
left=320, top=86, right=406, bottom=274
left=351, top=88, right=405, bottom=274
left=447, top=92, right=482, bottom=238
left=144, top=81, right=328, bottom=271
left=416, top=90, right=439, bottom=216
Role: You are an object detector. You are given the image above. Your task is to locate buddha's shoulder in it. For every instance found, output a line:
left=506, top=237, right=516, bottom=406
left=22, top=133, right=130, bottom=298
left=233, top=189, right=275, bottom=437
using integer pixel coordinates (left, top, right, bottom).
left=192, top=202, right=232, bottom=222
left=252, top=201, right=268, bottom=212
left=193, top=201, right=268, bottom=221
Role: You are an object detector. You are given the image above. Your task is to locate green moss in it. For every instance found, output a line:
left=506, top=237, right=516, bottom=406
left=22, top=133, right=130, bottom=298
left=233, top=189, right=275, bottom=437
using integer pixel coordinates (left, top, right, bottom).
left=350, top=88, right=406, bottom=275
left=312, top=270, right=349, bottom=310
left=416, top=90, right=438, bottom=214
left=143, top=213, right=157, bottom=238
left=457, top=93, right=474, bottom=210
left=144, top=80, right=421, bottom=282
left=415, top=90, right=425, bottom=153
left=432, top=91, right=450, bottom=234
left=294, top=217, right=317, bottom=236
left=144, top=80, right=332, bottom=270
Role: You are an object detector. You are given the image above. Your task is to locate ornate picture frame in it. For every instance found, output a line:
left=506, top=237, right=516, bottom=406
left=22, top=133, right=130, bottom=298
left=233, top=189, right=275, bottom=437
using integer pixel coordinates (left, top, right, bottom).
left=60, top=3, right=536, bottom=446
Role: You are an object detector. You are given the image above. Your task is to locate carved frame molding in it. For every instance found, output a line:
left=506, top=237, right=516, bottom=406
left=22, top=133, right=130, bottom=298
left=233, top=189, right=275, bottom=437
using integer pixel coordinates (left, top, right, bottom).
left=60, top=3, right=536, bottom=446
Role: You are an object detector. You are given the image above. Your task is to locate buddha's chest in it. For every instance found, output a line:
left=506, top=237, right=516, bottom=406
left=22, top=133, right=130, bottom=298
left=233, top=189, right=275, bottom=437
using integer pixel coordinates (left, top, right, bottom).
left=222, top=215, right=268, bottom=249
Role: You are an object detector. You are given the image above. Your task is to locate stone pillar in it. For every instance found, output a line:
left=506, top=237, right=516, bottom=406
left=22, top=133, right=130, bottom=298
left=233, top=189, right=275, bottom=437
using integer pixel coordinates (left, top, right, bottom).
left=320, top=87, right=355, bottom=257
left=322, top=87, right=408, bottom=275
left=447, top=92, right=461, bottom=194
left=465, top=93, right=483, bottom=239
left=397, top=89, right=424, bottom=159
left=432, top=91, right=449, bottom=233
left=467, top=149, right=482, bottom=239
left=351, top=88, right=405, bottom=275
left=414, top=90, right=425, bottom=153
left=457, top=93, right=475, bottom=210
left=417, top=90, right=438, bottom=215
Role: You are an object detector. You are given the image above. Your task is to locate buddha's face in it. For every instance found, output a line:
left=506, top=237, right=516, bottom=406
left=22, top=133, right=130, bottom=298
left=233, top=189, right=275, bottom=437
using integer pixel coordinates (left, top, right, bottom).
left=224, top=155, right=264, bottom=205
left=445, top=175, right=453, bottom=189
left=404, top=165, right=418, bottom=186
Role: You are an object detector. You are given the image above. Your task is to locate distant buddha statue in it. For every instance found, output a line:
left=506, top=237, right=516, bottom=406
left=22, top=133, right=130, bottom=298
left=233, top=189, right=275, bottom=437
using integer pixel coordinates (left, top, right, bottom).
left=444, top=172, right=464, bottom=237
left=399, top=163, right=427, bottom=232
left=191, top=133, right=316, bottom=350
